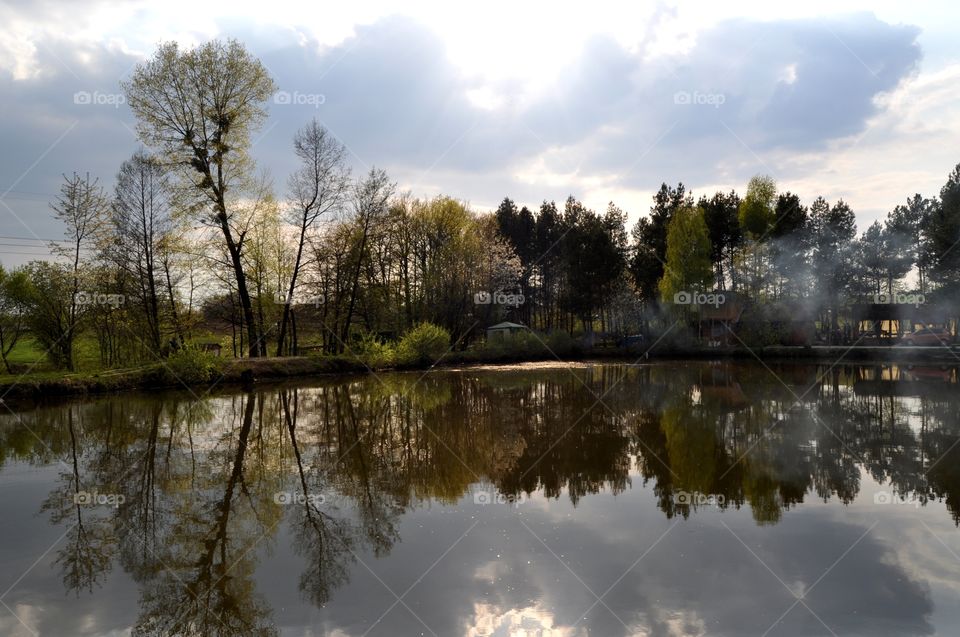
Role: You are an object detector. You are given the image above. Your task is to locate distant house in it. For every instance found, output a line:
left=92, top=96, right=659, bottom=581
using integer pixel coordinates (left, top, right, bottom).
left=852, top=301, right=955, bottom=342
left=698, top=291, right=746, bottom=346
left=698, top=293, right=816, bottom=346
left=486, top=321, right=529, bottom=341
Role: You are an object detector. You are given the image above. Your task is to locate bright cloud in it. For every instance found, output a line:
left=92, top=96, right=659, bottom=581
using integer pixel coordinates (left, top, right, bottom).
left=0, top=1, right=958, bottom=257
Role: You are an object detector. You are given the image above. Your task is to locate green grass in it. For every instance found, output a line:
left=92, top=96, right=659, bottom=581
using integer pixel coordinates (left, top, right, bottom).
left=4, top=337, right=47, bottom=367
left=1, top=336, right=118, bottom=377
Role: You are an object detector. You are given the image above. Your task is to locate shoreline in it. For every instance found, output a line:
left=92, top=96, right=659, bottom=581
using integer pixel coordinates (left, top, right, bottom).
left=0, top=345, right=958, bottom=406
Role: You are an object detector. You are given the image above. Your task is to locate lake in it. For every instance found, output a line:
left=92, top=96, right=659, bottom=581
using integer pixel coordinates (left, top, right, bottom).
left=1, top=361, right=959, bottom=636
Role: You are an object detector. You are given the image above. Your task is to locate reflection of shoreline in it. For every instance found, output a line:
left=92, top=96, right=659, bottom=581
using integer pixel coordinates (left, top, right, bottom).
left=0, top=362, right=959, bottom=634
left=1, top=350, right=957, bottom=405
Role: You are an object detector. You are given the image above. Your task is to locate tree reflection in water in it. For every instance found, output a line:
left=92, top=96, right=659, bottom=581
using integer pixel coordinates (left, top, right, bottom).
left=1, top=362, right=958, bottom=633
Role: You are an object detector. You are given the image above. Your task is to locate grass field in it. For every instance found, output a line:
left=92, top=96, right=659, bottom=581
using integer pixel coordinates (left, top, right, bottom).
left=1, top=337, right=102, bottom=376
left=0, top=334, right=233, bottom=379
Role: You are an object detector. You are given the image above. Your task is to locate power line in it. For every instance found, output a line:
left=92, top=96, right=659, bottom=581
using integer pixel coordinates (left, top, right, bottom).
left=0, top=234, right=72, bottom=243
left=0, top=250, right=60, bottom=257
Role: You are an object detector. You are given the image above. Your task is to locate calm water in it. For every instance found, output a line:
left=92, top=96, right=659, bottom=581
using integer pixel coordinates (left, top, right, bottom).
left=1, top=361, right=959, bottom=636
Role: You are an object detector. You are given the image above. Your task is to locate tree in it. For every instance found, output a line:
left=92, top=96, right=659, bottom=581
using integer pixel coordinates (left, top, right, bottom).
left=700, top=190, right=742, bottom=290
left=810, top=197, right=857, bottom=342
left=277, top=120, right=351, bottom=355
left=535, top=201, right=564, bottom=329
left=21, top=262, right=75, bottom=369
left=0, top=265, right=31, bottom=373
left=124, top=39, right=277, bottom=357
left=738, top=175, right=777, bottom=238
left=887, top=194, right=936, bottom=294
left=562, top=200, right=625, bottom=333
left=340, top=168, right=395, bottom=352
left=658, top=206, right=713, bottom=303
left=768, top=192, right=809, bottom=299
left=241, top=185, right=285, bottom=357
left=631, top=183, right=692, bottom=302
left=494, top=198, right=536, bottom=325
left=927, top=164, right=960, bottom=297
left=858, top=222, right=888, bottom=295
left=859, top=220, right=912, bottom=296
left=738, top=175, right=777, bottom=300
left=107, top=152, right=174, bottom=354
left=50, top=172, right=109, bottom=370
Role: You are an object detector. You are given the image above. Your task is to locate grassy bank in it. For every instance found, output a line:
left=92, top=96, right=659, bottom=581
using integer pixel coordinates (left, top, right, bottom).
left=1, top=340, right=958, bottom=405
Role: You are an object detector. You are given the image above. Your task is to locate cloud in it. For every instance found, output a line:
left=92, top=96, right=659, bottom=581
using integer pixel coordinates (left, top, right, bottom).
left=0, top=8, right=944, bottom=260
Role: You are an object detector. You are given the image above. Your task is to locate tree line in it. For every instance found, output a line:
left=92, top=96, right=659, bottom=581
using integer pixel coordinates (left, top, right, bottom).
left=1, top=38, right=959, bottom=371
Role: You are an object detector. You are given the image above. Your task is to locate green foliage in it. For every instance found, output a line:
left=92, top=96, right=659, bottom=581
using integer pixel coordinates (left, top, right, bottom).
left=351, top=333, right=396, bottom=369
left=735, top=304, right=814, bottom=347
left=480, top=331, right=545, bottom=357
left=21, top=261, right=76, bottom=370
left=658, top=206, right=714, bottom=303
left=928, top=163, right=960, bottom=293
left=0, top=265, right=31, bottom=371
left=545, top=330, right=579, bottom=356
left=630, top=183, right=693, bottom=301
left=396, top=323, right=450, bottom=366
left=738, top=175, right=777, bottom=238
left=473, top=329, right=580, bottom=360
left=699, top=190, right=743, bottom=288
left=162, top=346, right=225, bottom=384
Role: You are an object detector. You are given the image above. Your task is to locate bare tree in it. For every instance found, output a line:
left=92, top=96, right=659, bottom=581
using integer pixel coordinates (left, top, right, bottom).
left=107, top=151, right=173, bottom=353
left=340, top=168, right=395, bottom=352
left=277, top=120, right=351, bottom=355
left=123, top=39, right=276, bottom=357
left=50, top=172, right=109, bottom=370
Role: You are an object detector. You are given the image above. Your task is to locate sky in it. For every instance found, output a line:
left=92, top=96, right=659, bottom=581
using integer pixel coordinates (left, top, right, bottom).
left=1, top=0, right=959, bottom=263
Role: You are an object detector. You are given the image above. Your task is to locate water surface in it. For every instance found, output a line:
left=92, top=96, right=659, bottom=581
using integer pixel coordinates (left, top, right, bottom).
left=1, top=361, right=959, bottom=636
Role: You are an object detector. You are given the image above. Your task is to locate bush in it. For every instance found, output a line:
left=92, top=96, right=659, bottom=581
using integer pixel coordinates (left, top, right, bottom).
left=481, top=331, right=544, bottom=358
left=162, top=346, right=225, bottom=384
left=470, top=329, right=580, bottom=361
left=352, top=332, right=396, bottom=369
left=396, top=322, right=450, bottom=366
left=545, top=330, right=579, bottom=356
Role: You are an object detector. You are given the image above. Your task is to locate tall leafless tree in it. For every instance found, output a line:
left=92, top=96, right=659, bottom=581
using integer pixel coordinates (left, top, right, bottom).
left=277, top=120, right=350, bottom=355
left=50, top=172, right=108, bottom=370
left=107, top=151, right=174, bottom=353
left=340, top=168, right=395, bottom=352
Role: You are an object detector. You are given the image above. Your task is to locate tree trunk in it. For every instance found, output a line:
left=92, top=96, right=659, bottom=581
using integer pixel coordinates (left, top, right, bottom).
left=163, top=258, right=185, bottom=347
left=276, top=224, right=307, bottom=356
left=219, top=218, right=260, bottom=357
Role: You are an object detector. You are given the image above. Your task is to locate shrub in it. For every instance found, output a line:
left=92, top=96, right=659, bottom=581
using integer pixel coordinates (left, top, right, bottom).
left=482, top=331, right=544, bottom=357
left=396, top=322, right=450, bottom=366
left=472, top=329, right=580, bottom=361
left=545, top=330, right=579, bottom=356
left=162, top=346, right=225, bottom=384
left=352, top=332, right=396, bottom=369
